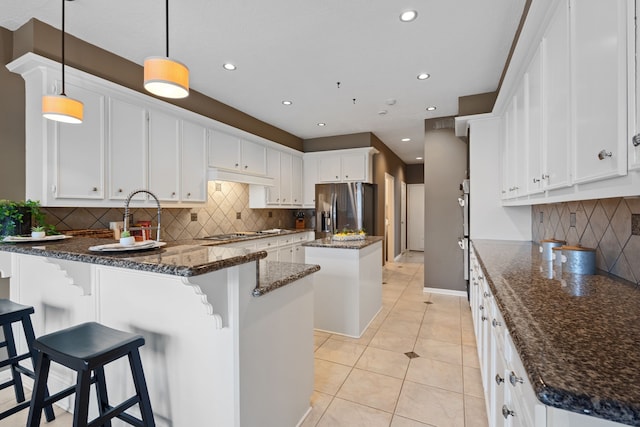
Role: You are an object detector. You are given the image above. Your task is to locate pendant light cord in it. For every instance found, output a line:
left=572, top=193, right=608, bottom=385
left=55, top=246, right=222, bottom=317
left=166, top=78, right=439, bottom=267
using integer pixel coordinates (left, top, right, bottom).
left=61, top=0, right=66, bottom=96
left=165, top=0, right=169, bottom=58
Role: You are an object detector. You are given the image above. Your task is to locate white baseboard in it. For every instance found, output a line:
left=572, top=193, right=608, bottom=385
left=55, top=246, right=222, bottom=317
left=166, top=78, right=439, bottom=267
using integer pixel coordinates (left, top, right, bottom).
left=423, top=287, right=467, bottom=297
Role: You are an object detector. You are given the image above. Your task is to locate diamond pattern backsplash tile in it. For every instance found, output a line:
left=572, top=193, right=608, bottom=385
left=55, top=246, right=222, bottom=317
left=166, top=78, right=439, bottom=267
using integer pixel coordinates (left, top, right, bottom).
left=532, top=196, right=640, bottom=284
left=42, top=181, right=312, bottom=242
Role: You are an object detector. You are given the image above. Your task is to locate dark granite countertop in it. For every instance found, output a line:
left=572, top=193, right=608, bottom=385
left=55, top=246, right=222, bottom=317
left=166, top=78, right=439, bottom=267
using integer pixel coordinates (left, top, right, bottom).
left=472, top=239, right=640, bottom=426
left=0, top=236, right=320, bottom=297
left=303, top=235, right=384, bottom=249
left=195, top=228, right=314, bottom=245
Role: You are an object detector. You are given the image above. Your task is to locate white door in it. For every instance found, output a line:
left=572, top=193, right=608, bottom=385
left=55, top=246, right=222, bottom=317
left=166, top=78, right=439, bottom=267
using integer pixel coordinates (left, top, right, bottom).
left=401, top=182, right=407, bottom=254
left=384, top=173, right=395, bottom=262
left=407, top=184, right=424, bottom=251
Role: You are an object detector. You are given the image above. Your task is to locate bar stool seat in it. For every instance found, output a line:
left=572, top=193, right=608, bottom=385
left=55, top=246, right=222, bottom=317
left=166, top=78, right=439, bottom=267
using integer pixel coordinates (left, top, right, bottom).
left=27, top=321, right=155, bottom=427
left=0, top=299, right=55, bottom=422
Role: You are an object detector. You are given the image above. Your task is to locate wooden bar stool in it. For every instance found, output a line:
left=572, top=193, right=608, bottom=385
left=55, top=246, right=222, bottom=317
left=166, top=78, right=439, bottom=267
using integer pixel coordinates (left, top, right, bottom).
left=27, top=322, right=156, bottom=427
left=0, top=299, right=55, bottom=422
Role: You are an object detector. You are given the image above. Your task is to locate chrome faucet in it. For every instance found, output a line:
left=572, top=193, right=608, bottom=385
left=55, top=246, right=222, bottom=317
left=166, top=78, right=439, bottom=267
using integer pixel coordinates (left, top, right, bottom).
left=123, top=189, right=162, bottom=241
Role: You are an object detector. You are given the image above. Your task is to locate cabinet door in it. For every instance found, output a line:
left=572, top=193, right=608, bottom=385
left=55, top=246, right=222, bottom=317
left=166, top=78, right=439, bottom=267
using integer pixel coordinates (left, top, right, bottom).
left=53, top=83, right=105, bottom=200
left=527, top=43, right=544, bottom=195
left=266, top=148, right=281, bottom=204
left=318, top=154, right=342, bottom=182
left=341, top=153, right=367, bottom=181
left=208, top=130, right=240, bottom=170
left=291, top=155, right=303, bottom=205
left=241, top=140, right=266, bottom=175
left=181, top=121, right=207, bottom=202
left=514, top=79, right=528, bottom=197
left=571, top=0, right=628, bottom=183
left=148, top=109, right=179, bottom=201
left=279, top=152, right=293, bottom=204
left=108, top=97, right=146, bottom=201
left=303, top=155, right=318, bottom=207
left=293, top=244, right=305, bottom=264
left=278, top=245, right=294, bottom=263
left=542, top=0, right=572, bottom=190
left=633, top=3, right=640, bottom=170
left=502, top=100, right=518, bottom=199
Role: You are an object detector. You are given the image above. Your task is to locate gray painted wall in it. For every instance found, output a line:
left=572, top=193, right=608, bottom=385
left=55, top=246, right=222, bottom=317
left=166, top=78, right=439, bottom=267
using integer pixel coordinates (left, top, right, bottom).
left=423, top=128, right=468, bottom=292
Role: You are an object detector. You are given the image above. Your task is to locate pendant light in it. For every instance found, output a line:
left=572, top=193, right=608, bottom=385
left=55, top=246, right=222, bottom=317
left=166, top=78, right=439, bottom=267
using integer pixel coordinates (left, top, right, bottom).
left=42, top=0, right=83, bottom=124
left=144, top=0, right=189, bottom=99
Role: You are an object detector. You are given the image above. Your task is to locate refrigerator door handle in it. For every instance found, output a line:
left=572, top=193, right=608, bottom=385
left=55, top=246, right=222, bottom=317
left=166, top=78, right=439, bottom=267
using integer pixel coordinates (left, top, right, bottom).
left=332, top=192, right=337, bottom=234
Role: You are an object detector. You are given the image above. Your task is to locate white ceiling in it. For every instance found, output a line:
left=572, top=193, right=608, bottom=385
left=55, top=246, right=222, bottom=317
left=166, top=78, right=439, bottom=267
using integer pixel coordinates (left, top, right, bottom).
left=1, top=0, right=525, bottom=164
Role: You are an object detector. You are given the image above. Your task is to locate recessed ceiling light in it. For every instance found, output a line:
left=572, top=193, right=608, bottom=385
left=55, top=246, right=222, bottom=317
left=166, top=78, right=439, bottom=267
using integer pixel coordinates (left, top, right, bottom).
left=400, top=10, right=418, bottom=22
left=416, top=156, right=423, bottom=160
left=282, top=100, right=292, bottom=105
left=378, top=110, right=388, bottom=115
left=385, top=98, right=397, bottom=106
left=402, top=138, right=411, bottom=142
left=317, top=123, right=326, bottom=127
left=417, top=73, right=430, bottom=80
left=223, top=63, right=237, bottom=71
left=426, top=106, right=437, bottom=111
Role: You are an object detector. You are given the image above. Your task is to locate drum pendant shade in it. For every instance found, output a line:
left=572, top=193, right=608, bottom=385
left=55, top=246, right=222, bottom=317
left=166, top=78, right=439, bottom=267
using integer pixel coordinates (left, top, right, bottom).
left=144, top=57, right=189, bottom=99
left=42, top=95, right=84, bottom=124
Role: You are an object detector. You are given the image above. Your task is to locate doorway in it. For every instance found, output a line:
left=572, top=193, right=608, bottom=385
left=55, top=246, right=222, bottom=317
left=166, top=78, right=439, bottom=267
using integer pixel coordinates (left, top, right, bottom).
left=408, top=184, right=425, bottom=251
left=384, top=173, right=395, bottom=262
left=401, top=181, right=407, bottom=254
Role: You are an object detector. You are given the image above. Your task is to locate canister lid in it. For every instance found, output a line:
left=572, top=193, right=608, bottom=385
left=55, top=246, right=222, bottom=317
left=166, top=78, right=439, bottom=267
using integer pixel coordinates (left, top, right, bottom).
left=561, top=245, right=595, bottom=252
left=552, top=246, right=562, bottom=251
left=541, top=239, right=566, bottom=243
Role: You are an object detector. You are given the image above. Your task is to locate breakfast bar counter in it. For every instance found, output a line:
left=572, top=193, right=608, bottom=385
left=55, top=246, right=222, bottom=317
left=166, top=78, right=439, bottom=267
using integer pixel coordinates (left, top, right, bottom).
left=0, top=236, right=319, bottom=426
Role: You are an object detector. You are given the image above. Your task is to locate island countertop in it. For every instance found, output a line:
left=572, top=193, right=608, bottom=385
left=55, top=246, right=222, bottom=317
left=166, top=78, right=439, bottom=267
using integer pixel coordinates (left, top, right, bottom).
left=472, top=239, right=640, bottom=426
left=0, top=237, right=320, bottom=296
left=303, top=235, right=384, bottom=249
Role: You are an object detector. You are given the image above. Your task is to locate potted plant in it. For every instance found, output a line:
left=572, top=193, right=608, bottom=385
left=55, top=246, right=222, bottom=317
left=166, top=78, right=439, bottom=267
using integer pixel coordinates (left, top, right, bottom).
left=0, top=200, right=52, bottom=237
left=119, top=230, right=135, bottom=246
left=31, top=225, right=46, bottom=239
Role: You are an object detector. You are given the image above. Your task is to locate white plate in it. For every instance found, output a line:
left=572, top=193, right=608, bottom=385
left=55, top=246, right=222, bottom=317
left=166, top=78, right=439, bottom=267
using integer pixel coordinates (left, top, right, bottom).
left=88, top=240, right=166, bottom=252
left=2, top=235, right=73, bottom=243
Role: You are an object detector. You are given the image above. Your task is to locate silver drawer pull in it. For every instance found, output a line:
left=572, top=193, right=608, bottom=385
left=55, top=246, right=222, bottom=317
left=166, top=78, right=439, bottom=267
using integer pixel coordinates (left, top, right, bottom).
left=481, top=315, right=488, bottom=322
left=495, top=374, right=504, bottom=385
left=509, top=371, right=524, bottom=386
left=479, top=305, right=484, bottom=311
left=502, top=405, right=515, bottom=419
left=483, top=291, right=490, bottom=298
left=492, top=319, right=502, bottom=328
left=598, top=149, right=613, bottom=160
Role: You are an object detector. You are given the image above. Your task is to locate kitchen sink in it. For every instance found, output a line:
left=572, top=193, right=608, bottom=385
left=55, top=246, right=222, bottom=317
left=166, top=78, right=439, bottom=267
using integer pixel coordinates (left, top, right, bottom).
left=198, top=229, right=288, bottom=241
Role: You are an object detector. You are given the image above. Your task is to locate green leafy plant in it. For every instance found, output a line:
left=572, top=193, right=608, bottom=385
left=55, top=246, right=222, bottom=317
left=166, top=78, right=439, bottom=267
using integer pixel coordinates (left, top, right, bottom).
left=0, top=200, right=55, bottom=237
left=120, top=230, right=131, bottom=238
left=31, top=225, right=45, bottom=233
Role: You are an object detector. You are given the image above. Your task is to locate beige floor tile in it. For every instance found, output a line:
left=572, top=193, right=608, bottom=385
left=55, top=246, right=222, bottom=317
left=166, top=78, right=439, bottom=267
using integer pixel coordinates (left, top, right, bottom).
left=418, top=321, right=462, bottom=344
left=314, top=359, right=352, bottom=395
left=379, top=317, right=421, bottom=338
left=462, top=345, right=480, bottom=368
left=329, top=326, right=377, bottom=346
left=391, top=415, right=433, bottom=427
left=395, top=381, right=465, bottom=427
left=316, top=397, right=393, bottom=427
left=315, top=338, right=367, bottom=366
left=355, top=346, right=410, bottom=379
left=369, top=329, right=417, bottom=354
left=0, top=395, right=73, bottom=427
left=387, top=309, right=425, bottom=324
left=337, top=368, right=403, bottom=412
left=461, top=327, right=477, bottom=347
left=406, top=356, right=463, bottom=393
left=464, top=395, right=489, bottom=427
left=413, top=338, right=462, bottom=365
left=393, top=299, right=429, bottom=313
left=300, top=391, right=334, bottom=427
left=463, top=366, right=484, bottom=398
left=314, top=332, right=331, bottom=349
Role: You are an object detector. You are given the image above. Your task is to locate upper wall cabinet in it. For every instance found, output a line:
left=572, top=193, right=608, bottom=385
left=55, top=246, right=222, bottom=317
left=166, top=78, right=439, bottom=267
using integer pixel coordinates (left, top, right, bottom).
left=208, top=130, right=266, bottom=176
left=312, top=148, right=378, bottom=184
left=249, top=148, right=304, bottom=208
left=148, top=109, right=181, bottom=202
left=570, top=0, right=628, bottom=183
left=181, top=121, right=208, bottom=202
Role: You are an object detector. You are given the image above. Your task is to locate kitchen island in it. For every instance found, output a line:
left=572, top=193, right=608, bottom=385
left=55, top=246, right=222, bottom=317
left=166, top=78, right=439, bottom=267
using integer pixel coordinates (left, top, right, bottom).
left=0, top=237, right=319, bottom=427
left=472, top=239, right=640, bottom=427
left=304, top=236, right=383, bottom=337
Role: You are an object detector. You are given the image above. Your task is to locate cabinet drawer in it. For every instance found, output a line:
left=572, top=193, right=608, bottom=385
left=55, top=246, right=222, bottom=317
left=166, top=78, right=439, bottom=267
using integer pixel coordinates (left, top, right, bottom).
left=504, top=334, right=544, bottom=427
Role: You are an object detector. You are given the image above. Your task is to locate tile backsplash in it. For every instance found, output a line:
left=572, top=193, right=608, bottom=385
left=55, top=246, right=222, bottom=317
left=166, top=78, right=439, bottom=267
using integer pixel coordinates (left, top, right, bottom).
left=531, top=197, right=640, bottom=284
left=42, top=181, right=312, bottom=241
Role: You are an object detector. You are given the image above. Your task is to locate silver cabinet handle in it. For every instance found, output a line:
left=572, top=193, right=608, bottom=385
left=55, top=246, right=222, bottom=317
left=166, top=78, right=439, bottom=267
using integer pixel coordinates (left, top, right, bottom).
left=479, top=305, right=484, bottom=311
left=542, top=174, right=549, bottom=180
left=92, top=187, right=98, bottom=192
left=532, top=177, right=540, bottom=183
left=509, top=371, right=524, bottom=386
left=502, top=405, right=515, bottom=419
left=598, top=150, right=613, bottom=160
left=244, top=165, right=248, bottom=169
left=118, top=188, right=123, bottom=193
left=492, top=319, right=502, bottom=328
left=633, top=134, right=640, bottom=147
left=483, top=291, right=490, bottom=298
left=495, top=374, right=504, bottom=385
left=235, top=163, right=239, bottom=167
left=481, top=315, right=488, bottom=322
left=187, top=192, right=191, bottom=197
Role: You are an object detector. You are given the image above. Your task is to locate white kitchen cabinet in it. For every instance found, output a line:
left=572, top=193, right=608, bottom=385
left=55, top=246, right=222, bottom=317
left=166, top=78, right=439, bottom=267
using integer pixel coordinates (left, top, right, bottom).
left=148, top=109, right=180, bottom=201
left=315, top=148, right=377, bottom=183
left=265, top=148, right=281, bottom=205
left=181, top=121, right=208, bottom=202
left=291, top=155, right=303, bottom=205
left=570, top=0, right=628, bottom=184
left=208, top=131, right=266, bottom=176
left=280, top=152, right=293, bottom=205
left=542, top=0, right=572, bottom=190
left=303, top=155, right=318, bottom=208
left=527, top=43, right=544, bottom=195
left=107, top=97, right=146, bottom=201
left=52, top=82, right=106, bottom=201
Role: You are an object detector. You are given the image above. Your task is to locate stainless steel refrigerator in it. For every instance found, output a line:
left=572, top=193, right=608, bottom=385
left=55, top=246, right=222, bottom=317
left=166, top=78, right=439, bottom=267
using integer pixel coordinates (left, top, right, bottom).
left=315, top=182, right=376, bottom=238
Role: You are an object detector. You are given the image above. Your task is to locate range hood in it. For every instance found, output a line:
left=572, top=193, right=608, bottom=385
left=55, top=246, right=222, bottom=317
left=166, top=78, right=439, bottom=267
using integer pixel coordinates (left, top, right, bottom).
left=207, top=167, right=275, bottom=186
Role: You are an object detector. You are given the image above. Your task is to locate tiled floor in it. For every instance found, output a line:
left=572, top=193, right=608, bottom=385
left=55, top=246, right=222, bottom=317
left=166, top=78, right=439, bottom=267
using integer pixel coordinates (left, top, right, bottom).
left=0, top=251, right=487, bottom=427
left=302, top=251, right=488, bottom=427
